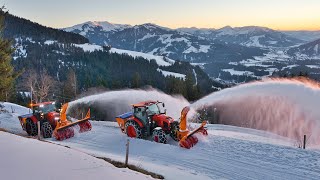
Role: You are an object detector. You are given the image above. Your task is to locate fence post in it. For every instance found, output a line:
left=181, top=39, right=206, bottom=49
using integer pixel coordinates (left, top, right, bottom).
left=125, top=139, right=130, bottom=167
left=303, top=135, right=306, bottom=149
left=37, top=121, right=41, bottom=140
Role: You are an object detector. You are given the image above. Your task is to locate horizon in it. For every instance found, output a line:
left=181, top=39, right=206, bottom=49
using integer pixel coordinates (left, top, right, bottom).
left=1, top=0, right=320, bottom=31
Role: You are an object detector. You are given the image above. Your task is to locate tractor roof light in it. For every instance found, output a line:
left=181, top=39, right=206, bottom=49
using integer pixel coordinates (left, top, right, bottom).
left=39, top=104, right=44, bottom=108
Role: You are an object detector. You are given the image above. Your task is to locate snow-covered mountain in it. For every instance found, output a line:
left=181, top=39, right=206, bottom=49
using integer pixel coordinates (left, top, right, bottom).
left=282, top=30, right=320, bottom=42
left=178, top=26, right=304, bottom=48
left=63, top=22, right=320, bottom=83
left=288, top=38, right=320, bottom=58
left=63, top=22, right=265, bottom=64
left=64, top=21, right=132, bottom=35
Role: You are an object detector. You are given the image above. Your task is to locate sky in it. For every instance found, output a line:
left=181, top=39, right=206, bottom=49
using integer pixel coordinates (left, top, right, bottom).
left=1, top=0, right=320, bottom=31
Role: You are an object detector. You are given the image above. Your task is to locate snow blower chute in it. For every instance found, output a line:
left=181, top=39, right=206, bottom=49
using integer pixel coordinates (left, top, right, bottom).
left=115, top=101, right=207, bottom=149
left=53, top=103, right=92, bottom=140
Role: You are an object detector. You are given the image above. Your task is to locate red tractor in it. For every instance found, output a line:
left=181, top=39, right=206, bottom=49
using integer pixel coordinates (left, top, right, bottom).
left=116, top=101, right=208, bottom=148
left=18, top=102, right=59, bottom=138
left=18, top=102, right=92, bottom=140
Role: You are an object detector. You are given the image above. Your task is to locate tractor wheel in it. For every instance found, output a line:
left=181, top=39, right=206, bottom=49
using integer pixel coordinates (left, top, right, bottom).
left=41, top=122, right=53, bottom=138
left=26, top=119, right=38, bottom=136
left=170, top=121, right=180, bottom=141
left=125, top=120, right=142, bottom=139
left=152, top=128, right=167, bottom=144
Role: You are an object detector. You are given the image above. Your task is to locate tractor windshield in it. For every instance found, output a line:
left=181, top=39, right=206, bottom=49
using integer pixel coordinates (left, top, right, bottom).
left=34, top=103, right=56, bottom=114
left=147, top=104, right=160, bottom=115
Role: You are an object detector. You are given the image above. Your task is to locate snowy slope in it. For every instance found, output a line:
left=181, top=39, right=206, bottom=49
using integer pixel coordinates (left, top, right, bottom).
left=71, top=43, right=175, bottom=66
left=1, top=103, right=320, bottom=180
left=110, top=48, right=175, bottom=66
left=48, top=122, right=320, bottom=180
left=0, top=131, right=154, bottom=180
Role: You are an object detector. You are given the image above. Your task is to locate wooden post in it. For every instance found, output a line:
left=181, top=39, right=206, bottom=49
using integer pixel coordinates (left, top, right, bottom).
left=303, top=135, right=306, bottom=149
left=125, top=139, right=130, bottom=167
left=37, top=121, right=41, bottom=140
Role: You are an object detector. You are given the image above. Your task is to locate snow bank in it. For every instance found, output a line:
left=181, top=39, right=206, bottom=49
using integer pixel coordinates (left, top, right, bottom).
left=0, top=131, right=154, bottom=180
left=0, top=102, right=30, bottom=135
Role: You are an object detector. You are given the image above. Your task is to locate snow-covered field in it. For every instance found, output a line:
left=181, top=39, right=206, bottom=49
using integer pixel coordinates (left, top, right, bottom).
left=1, top=102, right=320, bottom=179
left=0, top=131, right=154, bottom=180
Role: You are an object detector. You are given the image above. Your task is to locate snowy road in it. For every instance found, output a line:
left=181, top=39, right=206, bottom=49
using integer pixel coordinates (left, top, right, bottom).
left=48, top=121, right=320, bottom=180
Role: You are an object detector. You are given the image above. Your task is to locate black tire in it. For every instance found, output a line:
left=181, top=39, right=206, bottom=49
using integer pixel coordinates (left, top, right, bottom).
left=26, top=119, right=38, bottom=136
left=152, top=128, right=167, bottom=144
left=125, top=120, right=142, bottom=139
left=41, top=122, right=53, bottom=138
left=170, top=121, right=180, bottom=141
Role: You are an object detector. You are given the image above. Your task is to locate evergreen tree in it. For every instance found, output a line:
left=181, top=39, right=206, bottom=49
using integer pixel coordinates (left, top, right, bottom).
left=132, top=72, right=141, bottom=88
left=62, top=69, right=77, bottom=100
left=0, top=8, right=15, bottom=101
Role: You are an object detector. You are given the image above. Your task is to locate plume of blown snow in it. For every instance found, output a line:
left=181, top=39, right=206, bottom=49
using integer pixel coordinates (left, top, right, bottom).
left=68, top=88, right=189, bottom=121
left=191, top=78, right=320, bottom=145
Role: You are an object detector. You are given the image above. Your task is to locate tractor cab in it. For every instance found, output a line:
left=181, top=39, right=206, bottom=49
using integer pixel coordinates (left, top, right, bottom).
left=31, top=102, right=57, bottom=114
left=132, top=101, right=166, bottom=125
left=30, top=101, right=59, bottom=128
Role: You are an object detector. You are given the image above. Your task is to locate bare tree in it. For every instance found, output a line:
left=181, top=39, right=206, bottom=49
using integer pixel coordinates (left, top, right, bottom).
left=22, top=69, right=37, bottom=103
left=22, top=69, right=56, bottom=103
left=37, top=69, right=55, bottom=102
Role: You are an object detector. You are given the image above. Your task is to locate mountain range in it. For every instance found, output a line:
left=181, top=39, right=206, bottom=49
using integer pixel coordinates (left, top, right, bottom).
left=63, top=21, right=320, bottom=82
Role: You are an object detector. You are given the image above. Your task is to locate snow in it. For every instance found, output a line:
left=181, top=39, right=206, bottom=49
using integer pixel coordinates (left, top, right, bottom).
left=157, top=68, right=186, bottom=80
left=267, top=40, right=278, bottom=45
left=64, top=21, right=131, bottom=33
left=315, top=44, right=319, bottom=54
left=192, top=69, right=198, bottom=85
left=44, top=40, right=57, bottom=45
left=281, top=64, right=299, bottom=71
left=14, top=45, right=27, bottom=60
left=110, top=48, right=175, bottom=66
left=243, top=35, right=265, bottom=47
left=73, top=43, right=103, bottom=52
left=306, top=65, right=320, bottom=69
left=183, top=45, right=211, bottom=54
left=222, top=68, right=254, bottom=76
left=0, top=131, right=154, bottom=180
left=138, top=33, right=157, bottom=41
left=217, top=26, right=270, bottom=36
left=0, top=102, right=30, bottom=135
left=1, top=101, right=320, bottom=179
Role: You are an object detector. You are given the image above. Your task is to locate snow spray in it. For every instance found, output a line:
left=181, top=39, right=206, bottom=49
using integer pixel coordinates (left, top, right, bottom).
left=191, top=78, right=320, bottom=145
left=68, top=88, right=189, bottom=121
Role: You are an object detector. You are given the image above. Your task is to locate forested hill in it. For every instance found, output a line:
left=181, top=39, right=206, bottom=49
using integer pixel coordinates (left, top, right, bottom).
left=1, top=10, right=88, bottom=44
left=2, top=11, right=224, bottom=104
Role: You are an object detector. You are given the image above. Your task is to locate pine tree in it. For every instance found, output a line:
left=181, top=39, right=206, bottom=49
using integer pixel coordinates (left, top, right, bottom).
left=62, top=69, right=77, bottom=100
left=0, top=8, right=15, bottom=101
left=132, top=72, right=141, bottom=88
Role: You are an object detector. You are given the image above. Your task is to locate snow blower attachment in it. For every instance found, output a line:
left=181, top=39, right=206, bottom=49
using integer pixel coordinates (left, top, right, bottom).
left=53, top=103, right=92, bottom=141
left=176, top=106, right=208, bottom=149
left=115, top=101, right=207, bottom=149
